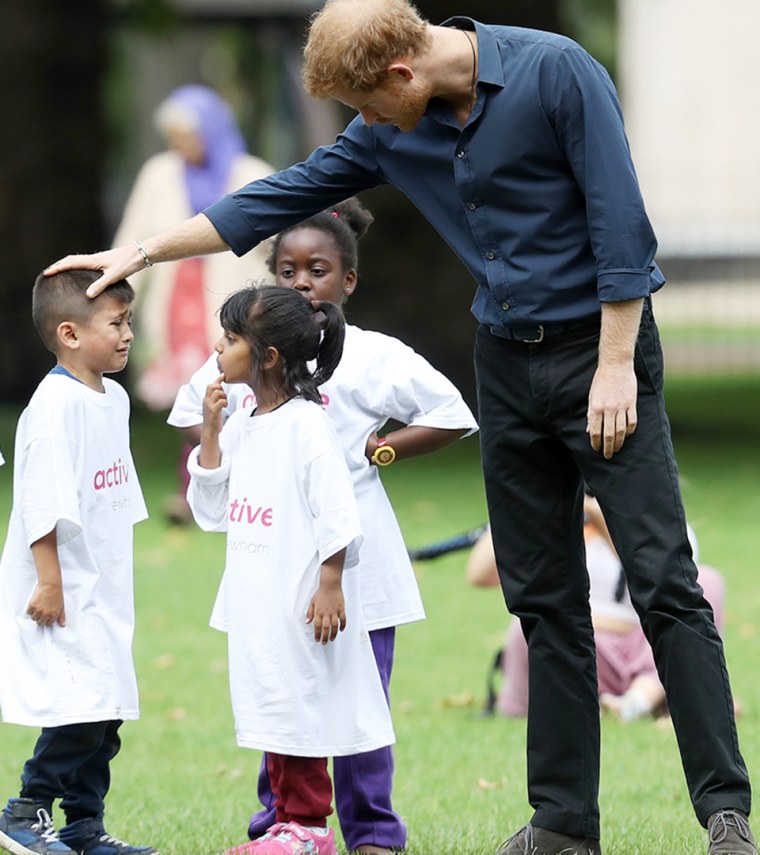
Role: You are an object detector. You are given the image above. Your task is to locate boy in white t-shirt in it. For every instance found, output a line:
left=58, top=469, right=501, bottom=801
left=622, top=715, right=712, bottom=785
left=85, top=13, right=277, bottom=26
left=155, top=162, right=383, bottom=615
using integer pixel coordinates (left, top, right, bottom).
left=0, top=270, right=156, bottom=855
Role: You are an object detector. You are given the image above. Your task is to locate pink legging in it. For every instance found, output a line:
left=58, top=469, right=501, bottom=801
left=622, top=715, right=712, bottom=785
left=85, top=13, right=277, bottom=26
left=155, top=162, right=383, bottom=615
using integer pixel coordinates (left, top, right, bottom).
left=266, top=753, right=333, bottom=827
left=497, top=564, right=725, bottom=717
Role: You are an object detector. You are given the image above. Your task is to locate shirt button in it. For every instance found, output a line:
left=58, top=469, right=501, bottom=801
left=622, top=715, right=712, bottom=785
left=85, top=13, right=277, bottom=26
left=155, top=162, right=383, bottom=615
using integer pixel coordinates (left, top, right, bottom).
left=467, top=202, right=477, bottom=211
left=486, top=251, right=496, bottom=260
left=457, top=150, right=465, bottom=158
left=502, top=302, right=510, bottom=311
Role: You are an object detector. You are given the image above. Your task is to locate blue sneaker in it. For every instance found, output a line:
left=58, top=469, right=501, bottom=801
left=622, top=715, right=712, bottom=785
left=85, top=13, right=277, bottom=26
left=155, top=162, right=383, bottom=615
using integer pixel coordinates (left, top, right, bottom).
left=58, top=819, right=158, bottom=855
left=0, top=798, right=74, bottom=855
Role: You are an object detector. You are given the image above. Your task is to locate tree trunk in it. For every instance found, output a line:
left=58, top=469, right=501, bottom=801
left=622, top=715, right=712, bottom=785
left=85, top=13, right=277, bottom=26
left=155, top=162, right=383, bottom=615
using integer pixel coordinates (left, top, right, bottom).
left=0, top=0, right=107, bottom=403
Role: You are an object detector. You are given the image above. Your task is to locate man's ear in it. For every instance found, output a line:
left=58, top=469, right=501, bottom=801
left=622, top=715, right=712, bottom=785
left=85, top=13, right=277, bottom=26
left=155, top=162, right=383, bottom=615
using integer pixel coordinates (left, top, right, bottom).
left=56, top=321, right=80, bottom=351
left=387, top=62, right=414, bottom=83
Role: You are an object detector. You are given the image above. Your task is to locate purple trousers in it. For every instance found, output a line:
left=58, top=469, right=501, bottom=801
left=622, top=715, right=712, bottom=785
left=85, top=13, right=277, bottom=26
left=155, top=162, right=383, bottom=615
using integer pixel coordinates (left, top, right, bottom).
left=247, top=626, right=406, bottom=851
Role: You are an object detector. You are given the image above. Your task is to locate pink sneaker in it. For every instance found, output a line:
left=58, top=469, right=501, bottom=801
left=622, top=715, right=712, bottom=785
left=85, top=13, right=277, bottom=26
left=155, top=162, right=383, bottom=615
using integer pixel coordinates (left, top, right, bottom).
left=253, top=823, right=337, bottom=855
left=225, top=823, right=288, bottom=854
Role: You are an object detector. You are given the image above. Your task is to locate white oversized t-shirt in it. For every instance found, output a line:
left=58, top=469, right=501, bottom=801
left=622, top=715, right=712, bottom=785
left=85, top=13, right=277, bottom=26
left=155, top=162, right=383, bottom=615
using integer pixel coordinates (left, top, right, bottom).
left=0, top=373, right=147, bottom=727
left=170, top=324, right=478, bottom=630
left=187, top=397, right=394, bottom=756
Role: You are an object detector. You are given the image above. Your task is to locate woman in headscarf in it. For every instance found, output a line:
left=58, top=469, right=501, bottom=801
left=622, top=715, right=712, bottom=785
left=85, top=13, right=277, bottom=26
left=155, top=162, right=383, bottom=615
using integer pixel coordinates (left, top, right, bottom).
left=115, top=85, right=274, bottom=522
left=115, top=85, right=274, bottom=412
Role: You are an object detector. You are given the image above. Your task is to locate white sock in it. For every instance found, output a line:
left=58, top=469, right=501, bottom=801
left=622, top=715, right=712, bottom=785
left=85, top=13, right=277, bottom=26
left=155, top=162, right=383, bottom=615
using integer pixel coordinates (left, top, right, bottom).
left=617, top=687, right=654, bottom=722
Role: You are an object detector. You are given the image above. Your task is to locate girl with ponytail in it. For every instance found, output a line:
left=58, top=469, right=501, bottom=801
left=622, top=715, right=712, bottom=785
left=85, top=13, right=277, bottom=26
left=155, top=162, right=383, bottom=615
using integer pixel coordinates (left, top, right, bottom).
left=172, top=199, right=477, bottom=855
left=186, top=283, right=394, bottom=855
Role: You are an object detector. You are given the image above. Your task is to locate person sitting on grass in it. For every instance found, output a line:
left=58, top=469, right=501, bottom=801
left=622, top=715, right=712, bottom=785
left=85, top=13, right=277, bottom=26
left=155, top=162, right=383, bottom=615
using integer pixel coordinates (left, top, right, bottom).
left=0, top=269, right=156, bottom=855
left=466, top=495, right=736, bottom=723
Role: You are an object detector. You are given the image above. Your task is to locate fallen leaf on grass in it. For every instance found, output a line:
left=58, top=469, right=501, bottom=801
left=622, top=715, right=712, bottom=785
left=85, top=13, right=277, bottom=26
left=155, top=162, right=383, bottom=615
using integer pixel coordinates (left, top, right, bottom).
left=139, top=690, right=166, bottom=703
left=142, top=549, right=170, bottom=569
left=437, top=689, right=474, bottom=709
left=477, top=777, right=506, bottom=790
left=166, top=707, right=187, bottom=721
left=154, top=653, right=176, bottom=670
left=215, top=764, right=244, bottom=779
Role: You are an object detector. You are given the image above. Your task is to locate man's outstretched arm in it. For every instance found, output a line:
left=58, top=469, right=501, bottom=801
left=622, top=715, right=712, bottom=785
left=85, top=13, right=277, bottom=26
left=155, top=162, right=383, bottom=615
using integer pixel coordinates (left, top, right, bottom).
left=45, top=213, right=229, bottom=298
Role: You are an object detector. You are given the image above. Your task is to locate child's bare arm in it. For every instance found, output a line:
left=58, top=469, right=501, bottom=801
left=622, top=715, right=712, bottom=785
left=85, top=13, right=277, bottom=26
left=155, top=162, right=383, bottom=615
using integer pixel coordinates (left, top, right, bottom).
left=306, top=548, right=347, bottom=645
left=199, top=374, right=227, bottom=469
left=28, top=530, right=66, bottom=627
left=365, top=425, right=468, bottom=464
left=178, top=424, right=203, bottom=447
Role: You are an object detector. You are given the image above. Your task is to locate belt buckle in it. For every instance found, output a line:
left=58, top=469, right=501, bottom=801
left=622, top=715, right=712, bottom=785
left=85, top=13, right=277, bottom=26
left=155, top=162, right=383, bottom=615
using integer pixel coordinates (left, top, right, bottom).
left=523, top=324, right=544, bottom=343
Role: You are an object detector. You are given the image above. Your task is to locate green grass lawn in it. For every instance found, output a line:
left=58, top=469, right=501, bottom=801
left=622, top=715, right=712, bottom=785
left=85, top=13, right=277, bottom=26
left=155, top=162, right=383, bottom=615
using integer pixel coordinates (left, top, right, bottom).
left=0, top=374, right=759, bottom=853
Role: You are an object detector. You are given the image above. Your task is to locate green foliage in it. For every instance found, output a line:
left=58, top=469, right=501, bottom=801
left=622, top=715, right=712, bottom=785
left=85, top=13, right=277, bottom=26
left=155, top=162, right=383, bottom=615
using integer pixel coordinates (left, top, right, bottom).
left=561, top=0, right=617, bottom=78
left=108, top=0, right=181, bottom=32
left=0, top=380, right=758, bottom=853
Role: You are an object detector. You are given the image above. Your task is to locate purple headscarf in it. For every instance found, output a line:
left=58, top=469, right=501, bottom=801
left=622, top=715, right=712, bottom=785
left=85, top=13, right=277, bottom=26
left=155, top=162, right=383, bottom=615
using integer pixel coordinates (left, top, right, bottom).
left=159, top=85, right=248, bottom=215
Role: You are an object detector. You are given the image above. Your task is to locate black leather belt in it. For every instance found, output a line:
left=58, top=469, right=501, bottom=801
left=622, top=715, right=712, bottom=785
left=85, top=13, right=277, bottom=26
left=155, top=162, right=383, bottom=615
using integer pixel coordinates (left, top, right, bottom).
left=488, top=314, right=601, bottom=343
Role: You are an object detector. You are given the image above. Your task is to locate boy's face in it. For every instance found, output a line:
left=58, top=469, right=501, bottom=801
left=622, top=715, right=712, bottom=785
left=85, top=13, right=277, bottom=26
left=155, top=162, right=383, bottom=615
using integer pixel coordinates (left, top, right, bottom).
left=69, top=296, right=134, bottom=377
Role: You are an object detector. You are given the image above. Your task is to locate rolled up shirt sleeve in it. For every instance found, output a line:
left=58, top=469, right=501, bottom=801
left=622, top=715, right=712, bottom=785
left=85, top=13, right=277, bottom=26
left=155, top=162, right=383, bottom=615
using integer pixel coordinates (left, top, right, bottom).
left=547, top=46, right=659, bottom=303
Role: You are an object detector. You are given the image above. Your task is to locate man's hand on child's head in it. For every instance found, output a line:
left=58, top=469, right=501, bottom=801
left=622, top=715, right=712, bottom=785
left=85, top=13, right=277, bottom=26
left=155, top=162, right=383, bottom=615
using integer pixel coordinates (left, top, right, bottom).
left=44, top=245, right=145, bottom=297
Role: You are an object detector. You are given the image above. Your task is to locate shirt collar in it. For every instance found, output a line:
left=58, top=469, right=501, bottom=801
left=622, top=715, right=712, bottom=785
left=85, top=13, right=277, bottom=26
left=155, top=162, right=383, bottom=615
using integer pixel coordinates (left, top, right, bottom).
left=440, top=16, right=505, bottom=89
left=49, top=364, right=84, bottom=384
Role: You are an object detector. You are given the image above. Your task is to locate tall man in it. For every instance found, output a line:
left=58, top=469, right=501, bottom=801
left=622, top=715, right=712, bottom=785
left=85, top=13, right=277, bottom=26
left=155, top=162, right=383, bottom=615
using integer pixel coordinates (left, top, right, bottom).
left=48, top=2, right=754, bottom=853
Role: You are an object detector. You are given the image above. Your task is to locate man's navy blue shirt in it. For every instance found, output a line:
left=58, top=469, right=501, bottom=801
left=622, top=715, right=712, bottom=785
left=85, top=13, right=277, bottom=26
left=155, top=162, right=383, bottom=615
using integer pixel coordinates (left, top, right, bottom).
left=206, top=18, right=664, bottom=329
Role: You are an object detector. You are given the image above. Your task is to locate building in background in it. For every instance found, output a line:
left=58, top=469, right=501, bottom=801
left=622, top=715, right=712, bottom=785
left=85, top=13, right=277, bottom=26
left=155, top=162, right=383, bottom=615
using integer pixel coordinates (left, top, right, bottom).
left=619, top=0, right=760, bottom=371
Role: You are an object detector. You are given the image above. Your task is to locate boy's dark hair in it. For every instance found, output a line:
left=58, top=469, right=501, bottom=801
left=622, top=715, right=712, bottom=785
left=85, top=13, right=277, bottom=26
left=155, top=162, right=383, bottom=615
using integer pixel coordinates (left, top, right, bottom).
left=32, top=269, right=134, bottom=354
left=219, top=285, right=345, bottom=404
left=266, top=197, right=374, bottom=282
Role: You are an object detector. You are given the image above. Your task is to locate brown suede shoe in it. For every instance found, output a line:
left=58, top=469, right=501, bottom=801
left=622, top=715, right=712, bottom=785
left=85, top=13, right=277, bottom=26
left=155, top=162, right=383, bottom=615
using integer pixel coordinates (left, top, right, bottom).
left=495, top=824, right=601, bottom=855
left=708, top=810, right=757, bottom=855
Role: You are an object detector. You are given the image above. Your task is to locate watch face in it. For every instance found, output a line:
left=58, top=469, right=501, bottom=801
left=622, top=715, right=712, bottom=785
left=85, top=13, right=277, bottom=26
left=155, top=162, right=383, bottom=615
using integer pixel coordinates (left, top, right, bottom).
left=375, top=445, right=396, bottom=466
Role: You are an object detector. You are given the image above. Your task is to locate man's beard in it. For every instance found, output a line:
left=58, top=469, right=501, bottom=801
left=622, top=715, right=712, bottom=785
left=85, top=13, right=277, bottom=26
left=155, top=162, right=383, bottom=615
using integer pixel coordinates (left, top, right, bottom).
left=391, top=81, right=432, bottom=132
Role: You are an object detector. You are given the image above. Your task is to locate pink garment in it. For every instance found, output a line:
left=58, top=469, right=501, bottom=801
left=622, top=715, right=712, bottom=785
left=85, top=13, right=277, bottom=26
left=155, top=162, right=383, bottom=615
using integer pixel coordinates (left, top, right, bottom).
left=135, top=258, right=210, bottom=410
left=497, top=564, right=725, bottom=717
